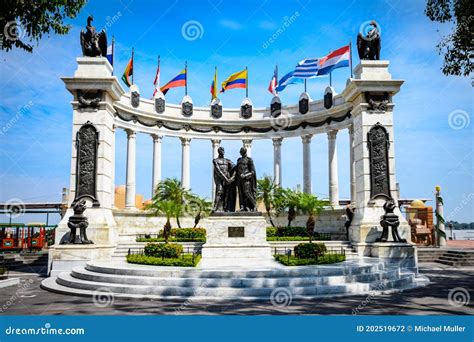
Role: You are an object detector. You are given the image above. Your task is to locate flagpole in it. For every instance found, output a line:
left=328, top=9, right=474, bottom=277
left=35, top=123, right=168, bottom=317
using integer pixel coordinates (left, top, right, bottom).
left=245, top=66, right=248, bottom=98
left=185, top=61, right=188, bottom=96
left=276, top=64, right=278, bottom=96
left=131, top=47, right=134, bottom=85
left=349, top=40, right=353, bottom=78
left=329, top=72, right=332, bottom=87
left=304, top=79, right=307, bottom=93
left=111, top=35, right=115, bottom=75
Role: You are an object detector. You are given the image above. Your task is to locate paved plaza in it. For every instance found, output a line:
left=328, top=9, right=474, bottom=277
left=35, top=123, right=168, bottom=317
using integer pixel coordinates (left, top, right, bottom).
left=1, top=263, right=472, bottom=315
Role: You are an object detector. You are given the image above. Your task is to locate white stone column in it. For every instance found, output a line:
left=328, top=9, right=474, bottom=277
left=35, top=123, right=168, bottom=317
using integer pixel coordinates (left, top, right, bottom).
left=125, top=129, right=137, bottom=209
left=327, top=130, right=339, bottom=206
left=302, top=134, right=312, bottom=193
left=242, top=139, right=252, bottom=157
left=180, top=137, right=191, bottom=189
left=272, top=137, right=283, bottom=187
left=211, top=139, right=221, bottom=201
left=111, top=124, right=116, bottom=208
left=151, top=134, right=163, bottom=197
left=348, top=125, right=356, bottom=204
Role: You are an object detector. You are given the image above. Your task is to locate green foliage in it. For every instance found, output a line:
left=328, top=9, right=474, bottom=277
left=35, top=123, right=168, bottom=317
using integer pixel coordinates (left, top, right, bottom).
left=294, top=243, right=327, bottom=259
left=0, top=267, right=7, bottom=275
left=298, top=193, right=330, bottom=217
left=267, top=236, right=330, bottom=241
left=144, top=243, right=183, bottom=258
left=425, top=0, right=473, bottom=76
left=186, top=195, right=213, bottom=228
left=137, top=237, right=205, bottom=242
left=1, top=0, right=86, bottom=52
left=257, top=175, right=277, bottom=227
left=127, top=254, right=200, bottom=267
left=275, top=254, right=345, bottom=266
left=172, top=228, right=206, bottom=240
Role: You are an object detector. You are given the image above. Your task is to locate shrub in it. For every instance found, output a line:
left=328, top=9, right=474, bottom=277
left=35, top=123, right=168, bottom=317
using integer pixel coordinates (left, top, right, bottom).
left=266, top=227, right=277, bottom=237
left=294, top=243, right=327, bottom=259
left=157, top=228, right=206, bottom=240
left=144, top=243, right=183, bottom=258
left=0, top=267, right=6, bottom=275
left=127, top=254, right=200, bottom=267
left=274, top=254, right=345, bottom=266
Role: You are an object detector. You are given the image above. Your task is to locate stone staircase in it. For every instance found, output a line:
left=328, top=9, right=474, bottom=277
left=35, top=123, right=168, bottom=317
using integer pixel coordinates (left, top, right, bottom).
left=41, top=258, right=428, bottom=300
left=418, top=248, right=474, bottom=267
left=112, top=240, right=358, bottom=260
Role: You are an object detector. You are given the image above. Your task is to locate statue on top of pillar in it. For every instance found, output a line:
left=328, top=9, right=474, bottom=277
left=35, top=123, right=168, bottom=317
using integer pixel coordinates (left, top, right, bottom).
left=80, top=15, right=107, bottom=57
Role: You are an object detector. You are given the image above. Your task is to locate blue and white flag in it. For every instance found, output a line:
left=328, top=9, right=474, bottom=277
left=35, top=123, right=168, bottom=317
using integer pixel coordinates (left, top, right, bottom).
left=293, top=58, right=319, bottom=78
left=106, top=43, right=114, bottom=66
left=275, top=70, right=303, bottom=92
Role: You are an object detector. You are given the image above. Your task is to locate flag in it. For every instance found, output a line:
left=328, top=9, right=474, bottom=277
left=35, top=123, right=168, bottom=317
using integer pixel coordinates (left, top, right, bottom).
left=220, top=69, right=247, bottom=93
left=210, top=67, right=218, bottom=100
left=268, top=66, right=278, bottom=96
left=160, top=69, right=186, bottom=95
left=293, top=58, right=319, bottom=78
left=152, top=58, right=161, bottom=97
left=317, top=45, right=350, bottom=76
left=121, top=52, right=133, bottom=88
left=275, top=70, right=303, bottom=92
left=106, top=40, right=114, bottom=67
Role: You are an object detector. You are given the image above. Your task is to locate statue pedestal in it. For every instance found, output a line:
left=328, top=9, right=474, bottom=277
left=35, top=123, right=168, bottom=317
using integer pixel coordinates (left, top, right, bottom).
left=370, top=242, right=418, bottom=272
left=200, top=214, right=275, bottom=268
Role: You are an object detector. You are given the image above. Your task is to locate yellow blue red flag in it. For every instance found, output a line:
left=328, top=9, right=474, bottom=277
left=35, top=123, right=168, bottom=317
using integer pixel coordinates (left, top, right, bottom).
left=220, top=69, right=247, bottom=93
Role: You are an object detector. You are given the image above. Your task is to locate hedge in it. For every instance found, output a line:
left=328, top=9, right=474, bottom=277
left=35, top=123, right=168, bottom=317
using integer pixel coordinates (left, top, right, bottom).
left=137, top=237, right=205, bottom=242
left=144, top=243, right=183, bottom=258
left=267, top=236, right=330, bottom=241
left=274, top=254, right=345, bottom=266
left=127, top=254, right=201, bottom=267
left=294, top=243, right=327, bottom=259
left=138, top=228, right=206, bottom=242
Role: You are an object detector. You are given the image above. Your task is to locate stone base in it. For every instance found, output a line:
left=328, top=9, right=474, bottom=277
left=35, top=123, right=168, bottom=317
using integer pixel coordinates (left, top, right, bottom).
left=200, top=214, right=274, bottom=268
left=370, top=242, right=418, bottom=272
left=48, top=244, right=115, bottom=277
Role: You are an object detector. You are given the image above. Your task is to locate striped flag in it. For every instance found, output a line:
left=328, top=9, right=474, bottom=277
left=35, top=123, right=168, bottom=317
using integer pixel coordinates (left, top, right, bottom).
left=152, top=57, right=161, bottom=97
left=160, top=69, right=186, bottom=95
left=210, top=67, right=218, bottom=100
left=293, top=58, right=319, bottom=78
left=220, top=69, right=247, bottom=93
left=121, top=50, right=133, bottom=88
left=275, top=70, right=303, bottom=92
left=317, top=45, right=350, bottom=76
left=268, top=65, right=278, bottom=96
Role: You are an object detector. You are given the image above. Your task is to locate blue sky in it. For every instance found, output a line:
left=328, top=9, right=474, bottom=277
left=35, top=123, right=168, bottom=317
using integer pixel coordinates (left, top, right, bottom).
left=0, top=0, right=472, bottom=224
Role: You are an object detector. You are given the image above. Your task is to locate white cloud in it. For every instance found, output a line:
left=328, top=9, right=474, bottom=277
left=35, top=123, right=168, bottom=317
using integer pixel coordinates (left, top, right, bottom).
left=219, top=19, right=242, bottom=31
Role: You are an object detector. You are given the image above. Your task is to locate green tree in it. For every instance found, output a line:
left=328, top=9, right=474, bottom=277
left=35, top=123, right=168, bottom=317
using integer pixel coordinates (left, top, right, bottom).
left=256, top=175, right=277, bottom=227
left=187, top=195, right=212, bottom=228
left=297, top=193, right=331, bottom=243
left=153, top=178, right=190, bottom=228
left=146, top=200, right=179, bottom=244
left=1, top=0, right=86, bottom=53
left=425, top=0, right=473, bottom=76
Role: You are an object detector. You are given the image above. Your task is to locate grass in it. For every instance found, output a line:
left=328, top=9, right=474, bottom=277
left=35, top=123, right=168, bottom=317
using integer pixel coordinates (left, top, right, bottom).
left=274, top=254, right=346, bottom=266
left=126, top=253, right=201, bottom=267
left=136, top=237, right=206, bottom=243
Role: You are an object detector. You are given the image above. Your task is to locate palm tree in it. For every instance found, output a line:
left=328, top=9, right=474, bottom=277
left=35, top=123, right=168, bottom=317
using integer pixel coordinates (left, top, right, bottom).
left=298, top=193, right=330, bottom=243
left=153, top=178, right=190, bottom=228
left=285, top=188, right=301, bottom=227
left=146, top=200, right=178, bottom=243
left=187, top=195, right=213, bottom=228
left=257, top=175, right=277, bottom=227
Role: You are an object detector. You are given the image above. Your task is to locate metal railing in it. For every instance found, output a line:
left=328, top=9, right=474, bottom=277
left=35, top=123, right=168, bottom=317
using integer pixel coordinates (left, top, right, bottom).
left=273, top=246, right=346, bottom=257
left=127, top=245, right=203, bottom=263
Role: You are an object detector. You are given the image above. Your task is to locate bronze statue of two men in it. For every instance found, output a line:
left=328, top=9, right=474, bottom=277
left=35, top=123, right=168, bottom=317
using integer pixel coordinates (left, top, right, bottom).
left=213, top=147, right=257, bottom=213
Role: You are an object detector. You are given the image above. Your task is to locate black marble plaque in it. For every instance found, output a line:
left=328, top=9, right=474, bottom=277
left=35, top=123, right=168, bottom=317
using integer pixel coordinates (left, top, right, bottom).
left=73, top=121, right=100, bottom=207
left=228, top=226, right=245, bottom=237
left=367, top=122, right=391, bottom=200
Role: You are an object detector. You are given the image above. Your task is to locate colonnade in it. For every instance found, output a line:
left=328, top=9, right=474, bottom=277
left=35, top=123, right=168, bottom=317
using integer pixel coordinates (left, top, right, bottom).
left=122, top=126, right=356, bottom=208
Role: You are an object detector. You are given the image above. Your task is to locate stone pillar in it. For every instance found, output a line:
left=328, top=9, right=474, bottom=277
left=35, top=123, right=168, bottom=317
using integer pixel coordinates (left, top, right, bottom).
left=242, top=139, right=252, bottom=157
left=211, top=139, right=221, bottom=201
left=180, top=137, right=191, bottom=189
left=302, top=134, right=312, bottom=193
left=125, top=129, right=137, bottom=209
left=348, top=125, right=356, bottom=204
left=151, top=134, right=163, bottom=197
left=272, top=137, right=283, bottom=187
left=111, top=125, right=116, bottom=208
left=344, top=60, right=407, bottom=245
left=435, top=185, right=447, bottom=247
left=327, top=130, right=339, bottom=206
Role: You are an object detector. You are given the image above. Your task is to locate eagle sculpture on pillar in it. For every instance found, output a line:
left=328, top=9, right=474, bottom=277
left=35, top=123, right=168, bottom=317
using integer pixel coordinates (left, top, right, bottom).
left=80, top=15, right=107, bottom=57
left=357, top=20, right=381, bottom=60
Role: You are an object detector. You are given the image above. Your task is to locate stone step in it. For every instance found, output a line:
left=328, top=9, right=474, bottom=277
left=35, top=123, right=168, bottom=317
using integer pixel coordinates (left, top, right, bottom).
left=54, top=272, right=415, bottom=298
left=71, top=267, right=400, bottom=288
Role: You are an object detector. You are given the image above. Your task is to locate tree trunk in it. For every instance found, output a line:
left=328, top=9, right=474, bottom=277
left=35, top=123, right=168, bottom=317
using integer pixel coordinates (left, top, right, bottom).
left=288, top=207, right=296, bottom=227
left=193, top=212, right=201, bottom=228
left=266, top=207, right=276, bottom=228
left=176, top=216, right=182, bottom=229
left=163, top=219, right=171, bottom=244
left=306, top=215, right=315, bottom=244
